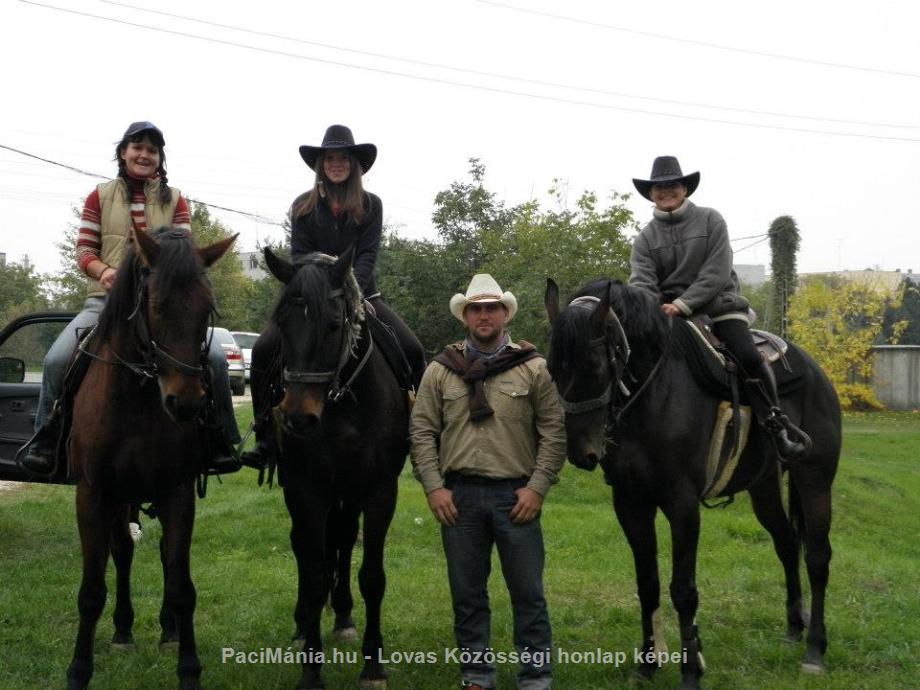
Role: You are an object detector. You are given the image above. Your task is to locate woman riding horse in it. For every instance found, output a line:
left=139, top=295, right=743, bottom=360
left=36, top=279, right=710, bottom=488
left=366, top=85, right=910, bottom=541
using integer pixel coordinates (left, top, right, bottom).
left=629, top=156, right=808, bottom=462
left=21, top=121, right=239, bottom=475
left=243, top=124, right=425, bottom=468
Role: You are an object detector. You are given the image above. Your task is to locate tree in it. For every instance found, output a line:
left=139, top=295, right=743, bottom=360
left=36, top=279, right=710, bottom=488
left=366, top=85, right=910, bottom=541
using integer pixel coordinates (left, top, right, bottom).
left=768, top=215, right=801, bottom=337
left=787, top=275, right=903, bottom=410
left=48, top=210, right=87, bottom=310
left=882, top=279, right=919, bottom=345
left=378, top=163, right=636, bottom=355
left=0, top=260, right=50, bottom=324
left=188, top=203, right=250, bottom=330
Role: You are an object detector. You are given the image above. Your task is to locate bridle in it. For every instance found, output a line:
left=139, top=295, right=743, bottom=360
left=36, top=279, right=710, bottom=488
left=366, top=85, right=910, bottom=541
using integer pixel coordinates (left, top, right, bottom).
left=555, top=295, right=631, bottom=416
left=281, top=285, right=371, bottom=402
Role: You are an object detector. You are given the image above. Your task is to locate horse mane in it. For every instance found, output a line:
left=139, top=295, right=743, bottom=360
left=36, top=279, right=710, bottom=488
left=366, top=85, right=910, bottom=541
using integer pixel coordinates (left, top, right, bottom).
left=94, top=227, right=208, bottom=344
left=272, top=252, right=365, bottom=355
left=547, top=278, right=670, bottom=374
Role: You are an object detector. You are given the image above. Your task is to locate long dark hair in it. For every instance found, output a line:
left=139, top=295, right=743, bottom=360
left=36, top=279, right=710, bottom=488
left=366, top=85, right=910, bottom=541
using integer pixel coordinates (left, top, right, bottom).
left=113, top=132, right=172, bottom=205
left=291, top=151, right=365, bottom=223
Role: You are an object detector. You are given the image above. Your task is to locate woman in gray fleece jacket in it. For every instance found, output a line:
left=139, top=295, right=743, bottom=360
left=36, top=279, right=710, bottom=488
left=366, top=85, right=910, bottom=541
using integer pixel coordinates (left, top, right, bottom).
left=628, top=156, right=807, bottom=462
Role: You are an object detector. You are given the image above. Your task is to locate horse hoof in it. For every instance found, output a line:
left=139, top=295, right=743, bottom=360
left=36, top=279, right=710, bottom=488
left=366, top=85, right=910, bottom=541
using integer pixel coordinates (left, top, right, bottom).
left=111, top=641, right=136, bottom=652
left=332, top=626, right=358, bottom=643
left=359, top=679, right=386, bottom=690
left=801, top=660, right=826, bottom=675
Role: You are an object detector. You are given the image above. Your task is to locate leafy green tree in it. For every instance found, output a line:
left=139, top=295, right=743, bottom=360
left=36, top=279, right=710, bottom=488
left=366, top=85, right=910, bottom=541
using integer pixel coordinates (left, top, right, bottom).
left=882, top=279, right=920, bottom=345
left=788, top=274, right=902, bottom=410
left=768, top=215, right=801, bottom=337
left=0, top=260, right=50, bottom=324
left=189, top=203, right=249, bottom=330
left=48, top=210, right=87, bottom=310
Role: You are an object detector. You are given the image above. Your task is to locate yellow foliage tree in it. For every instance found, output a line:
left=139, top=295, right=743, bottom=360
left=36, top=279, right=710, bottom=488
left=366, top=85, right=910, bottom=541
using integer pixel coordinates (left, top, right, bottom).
left=787, top=275, right=904, bottom=410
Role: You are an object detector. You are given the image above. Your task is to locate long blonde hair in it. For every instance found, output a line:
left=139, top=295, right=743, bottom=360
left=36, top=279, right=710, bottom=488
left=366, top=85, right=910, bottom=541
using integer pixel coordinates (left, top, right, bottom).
left=291, top=151, right=365, bottom=222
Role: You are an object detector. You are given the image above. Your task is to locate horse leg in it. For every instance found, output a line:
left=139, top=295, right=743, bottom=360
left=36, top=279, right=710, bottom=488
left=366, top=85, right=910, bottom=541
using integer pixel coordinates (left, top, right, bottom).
left=661, top=493, right=704, bottom=690
left=157, top=485, right=202, bottom=690
left=66, top=486, right=116, bottom=690
left=110, top=504, right=136, bottom=650
left=285, top=483, right=331, bottom=690
left=791, top=473, right=833, bottom=674
left=158, top=535, right=179, bottom=649
left=612, top=486, right=663, bottom=682
left=328, top=500, right=359, bottom=642
left=356, top=481, right=398, bottom=689
left=748, top=470, right=807, bottom=642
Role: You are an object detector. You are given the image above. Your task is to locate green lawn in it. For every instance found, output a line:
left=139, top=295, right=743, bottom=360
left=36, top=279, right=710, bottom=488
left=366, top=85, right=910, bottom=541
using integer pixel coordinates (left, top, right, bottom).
left=0, top=410, right=917, bottom=689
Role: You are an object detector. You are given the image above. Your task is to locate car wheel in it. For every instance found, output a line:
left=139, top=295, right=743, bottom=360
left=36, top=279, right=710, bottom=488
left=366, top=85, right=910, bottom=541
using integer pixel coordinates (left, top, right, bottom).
left=231, top=379, right=245, bottom=396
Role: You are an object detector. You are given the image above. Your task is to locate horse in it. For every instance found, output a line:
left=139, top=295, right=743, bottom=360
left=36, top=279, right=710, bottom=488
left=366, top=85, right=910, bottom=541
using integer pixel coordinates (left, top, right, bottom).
left=261, top=247, right=410, bottom=690
left=544, top=278, right=840, bottom=690
left=65, top=227, right=235, bottom=690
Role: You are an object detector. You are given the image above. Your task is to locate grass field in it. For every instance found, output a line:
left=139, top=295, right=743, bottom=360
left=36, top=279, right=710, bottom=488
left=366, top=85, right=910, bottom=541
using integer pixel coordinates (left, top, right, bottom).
left=1, top=410, right=918, bottom=689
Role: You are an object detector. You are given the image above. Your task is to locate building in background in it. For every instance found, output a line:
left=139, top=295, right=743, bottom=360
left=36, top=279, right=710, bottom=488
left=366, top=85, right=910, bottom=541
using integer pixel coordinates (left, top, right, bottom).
left=239, top=251, right=266, bottom=281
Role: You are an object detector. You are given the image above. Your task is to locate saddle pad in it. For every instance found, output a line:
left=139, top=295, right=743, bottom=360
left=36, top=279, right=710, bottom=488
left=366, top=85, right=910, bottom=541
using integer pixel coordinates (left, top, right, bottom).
left=703, top=401, right=752, bottom=500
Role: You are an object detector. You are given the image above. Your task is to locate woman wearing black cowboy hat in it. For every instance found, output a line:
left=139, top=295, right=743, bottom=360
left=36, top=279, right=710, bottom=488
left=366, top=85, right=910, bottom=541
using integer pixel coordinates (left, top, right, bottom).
left=629, top=155, right=808, bottom=463
left=242, top=125, right=426, bottom=468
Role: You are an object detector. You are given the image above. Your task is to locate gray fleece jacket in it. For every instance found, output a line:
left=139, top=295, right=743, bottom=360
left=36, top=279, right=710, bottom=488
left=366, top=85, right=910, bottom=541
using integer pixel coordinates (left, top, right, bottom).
left=628, top=199, right=749, bottom=320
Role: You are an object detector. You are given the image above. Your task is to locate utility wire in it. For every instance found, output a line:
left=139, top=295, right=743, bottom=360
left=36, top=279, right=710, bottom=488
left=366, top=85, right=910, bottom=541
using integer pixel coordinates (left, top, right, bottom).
left=100, top=0, right=920, bottom=131
left=19, top=1, right=920, bottom=143
left=730, top=232, right=769, bottom=242
left=734, top=236, right=771, bottom=254
left=473, top=0, right=920, bottom=80
left=0, top=143, right=285, bottom=226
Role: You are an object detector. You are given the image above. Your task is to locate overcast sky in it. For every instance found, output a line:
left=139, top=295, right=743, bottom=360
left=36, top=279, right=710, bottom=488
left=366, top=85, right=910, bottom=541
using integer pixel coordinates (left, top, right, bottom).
left=2, top=0, right=919, bottom=279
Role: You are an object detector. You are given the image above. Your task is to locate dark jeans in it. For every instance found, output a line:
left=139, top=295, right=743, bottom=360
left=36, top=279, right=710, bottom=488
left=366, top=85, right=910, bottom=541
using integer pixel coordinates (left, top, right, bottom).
left=441, top=475, right=553, bottom=690
left=712, top=318, right=762, bottom=375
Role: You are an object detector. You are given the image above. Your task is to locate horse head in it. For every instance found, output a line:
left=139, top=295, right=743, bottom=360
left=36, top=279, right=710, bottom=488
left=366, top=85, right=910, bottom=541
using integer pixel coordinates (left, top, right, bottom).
left=545, top=278, right=630, bottom=471
left=265, top=244, right=360, bottom=436
left=131, top=227, right=236, bottom=421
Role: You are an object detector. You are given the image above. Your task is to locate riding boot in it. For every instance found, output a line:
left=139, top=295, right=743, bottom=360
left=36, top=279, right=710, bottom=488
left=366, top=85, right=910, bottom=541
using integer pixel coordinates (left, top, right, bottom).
left=205, top=422, right=241, bottom=474
left=240, top=417, right=275, bottom=470
left=748, top=361, right=811, bottom=463
left=19, top=406, right=64, bottom=474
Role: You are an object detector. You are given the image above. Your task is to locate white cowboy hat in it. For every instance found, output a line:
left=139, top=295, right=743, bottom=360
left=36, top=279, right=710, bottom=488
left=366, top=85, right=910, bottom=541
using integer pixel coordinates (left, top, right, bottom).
left=449, top=274, right=518, bottom=323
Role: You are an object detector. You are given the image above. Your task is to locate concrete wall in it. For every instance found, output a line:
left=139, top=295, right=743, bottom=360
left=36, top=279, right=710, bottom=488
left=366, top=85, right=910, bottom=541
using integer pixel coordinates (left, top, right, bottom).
left=872, top=345, right=920, bottom=410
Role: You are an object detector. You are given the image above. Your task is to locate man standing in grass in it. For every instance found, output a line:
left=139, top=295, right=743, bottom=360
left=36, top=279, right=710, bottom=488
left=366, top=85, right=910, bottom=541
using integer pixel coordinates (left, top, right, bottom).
left=410, top=274, right=566, bottom=690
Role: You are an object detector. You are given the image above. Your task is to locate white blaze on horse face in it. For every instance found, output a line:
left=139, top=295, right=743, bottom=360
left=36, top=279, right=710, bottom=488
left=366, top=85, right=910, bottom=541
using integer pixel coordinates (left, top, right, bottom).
left=120, top=138, right=161, bottom=179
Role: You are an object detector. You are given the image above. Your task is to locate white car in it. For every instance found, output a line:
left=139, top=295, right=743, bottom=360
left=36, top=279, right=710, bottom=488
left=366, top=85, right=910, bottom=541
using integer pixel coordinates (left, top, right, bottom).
left=230, top=331, right=259, bottom=383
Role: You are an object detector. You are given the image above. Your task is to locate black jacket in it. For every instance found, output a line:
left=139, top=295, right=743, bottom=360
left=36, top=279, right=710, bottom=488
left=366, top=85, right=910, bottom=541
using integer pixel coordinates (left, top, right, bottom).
left=290, top=191, right=383, bottom=296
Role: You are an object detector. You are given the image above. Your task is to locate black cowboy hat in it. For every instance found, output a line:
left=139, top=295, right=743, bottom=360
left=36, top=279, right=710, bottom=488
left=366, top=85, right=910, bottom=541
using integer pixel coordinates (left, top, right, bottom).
left=299, top=124, right=377, bottom=174
left=123, top=121, right=165, bottom=146
left=632, top=156, right=700, bottom=201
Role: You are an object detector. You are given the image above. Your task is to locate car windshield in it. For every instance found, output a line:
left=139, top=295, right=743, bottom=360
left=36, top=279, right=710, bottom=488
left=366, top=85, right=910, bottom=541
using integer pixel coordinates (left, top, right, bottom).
left=232, top=333, right=258, bottom=349
left=209, top=328, right=236, bottom=346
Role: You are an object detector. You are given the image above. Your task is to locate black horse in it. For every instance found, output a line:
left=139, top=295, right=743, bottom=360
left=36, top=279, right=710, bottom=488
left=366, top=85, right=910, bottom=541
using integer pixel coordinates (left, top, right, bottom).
left=544, top=278, right=840, bottom=690
left=262, top=248, right=410, bottom=690
left=66, top=228, right=235, bottom=690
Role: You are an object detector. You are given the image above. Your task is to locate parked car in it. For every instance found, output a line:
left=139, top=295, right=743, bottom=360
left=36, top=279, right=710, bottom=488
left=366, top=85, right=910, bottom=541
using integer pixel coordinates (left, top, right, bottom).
left=0, top=311, right=76, bottom=483
left=208, top=327, right=246, bottom=396
left=229, top=331, right=259, bottom=383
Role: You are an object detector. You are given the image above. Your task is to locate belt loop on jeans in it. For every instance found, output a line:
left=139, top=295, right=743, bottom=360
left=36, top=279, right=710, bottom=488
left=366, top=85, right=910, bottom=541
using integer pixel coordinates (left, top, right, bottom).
left=444, top=472, right=527, bottom=487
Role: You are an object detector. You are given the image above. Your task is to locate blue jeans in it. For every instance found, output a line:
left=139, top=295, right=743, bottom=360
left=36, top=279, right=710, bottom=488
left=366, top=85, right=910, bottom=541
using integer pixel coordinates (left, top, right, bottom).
left=36, top=296, right=239, bottom=445
left=441, top=475, right=553, bottom=690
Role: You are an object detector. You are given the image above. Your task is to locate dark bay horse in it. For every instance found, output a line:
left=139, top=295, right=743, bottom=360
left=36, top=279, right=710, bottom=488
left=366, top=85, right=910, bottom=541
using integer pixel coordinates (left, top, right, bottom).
left=262, top=248, right=410, bottom=690
left=544, top=279, right=840, bottom=690
left=66, top=228, right=235, bottom=690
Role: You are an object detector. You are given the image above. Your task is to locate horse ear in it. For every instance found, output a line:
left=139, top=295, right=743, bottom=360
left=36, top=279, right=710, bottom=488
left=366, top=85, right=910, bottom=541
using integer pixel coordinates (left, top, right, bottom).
left=331, top=244, right=356, bottom=285
left=134, top=228, right=159, bottom=266
left=545, top=278, right=560, bottom=325
left=199, top=233, right=238, bottom=268
left=264, top=247, right=295, bottom=284
left=591, top=285, right=611, bottom=332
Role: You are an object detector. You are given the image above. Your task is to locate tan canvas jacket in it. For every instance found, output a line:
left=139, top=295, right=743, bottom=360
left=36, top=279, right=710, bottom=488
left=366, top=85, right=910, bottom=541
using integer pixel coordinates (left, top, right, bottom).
left=409, top=339, right=566, bottom=497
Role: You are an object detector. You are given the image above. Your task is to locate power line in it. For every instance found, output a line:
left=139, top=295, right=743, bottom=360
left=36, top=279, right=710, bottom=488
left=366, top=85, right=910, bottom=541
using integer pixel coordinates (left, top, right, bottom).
left=19, top=1, right=920, bottom=143
left=99, top=0, right=920, bottom=131
left=0, top=143, right=285, bottom=226
left=473, top=0, right=920, bottom=80
left=734, top=236, right=771, bottom=254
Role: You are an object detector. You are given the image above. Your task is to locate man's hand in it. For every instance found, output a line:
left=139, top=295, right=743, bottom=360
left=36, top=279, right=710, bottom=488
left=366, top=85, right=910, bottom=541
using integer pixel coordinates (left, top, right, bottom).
left=509, top=487, right=543, bottom=524
left=661, top=303, right=682, bottom=317
left=426, top=487, right=458, bottom=526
